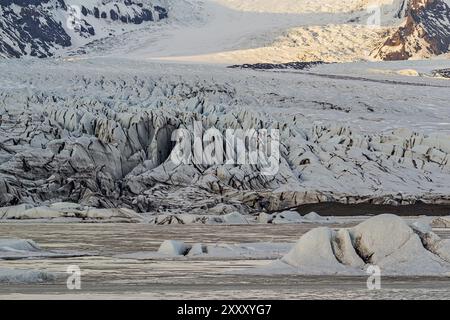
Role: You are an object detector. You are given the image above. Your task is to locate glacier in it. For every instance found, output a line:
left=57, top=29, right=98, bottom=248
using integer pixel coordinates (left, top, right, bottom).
left=0, top=58, right=449, bottom=216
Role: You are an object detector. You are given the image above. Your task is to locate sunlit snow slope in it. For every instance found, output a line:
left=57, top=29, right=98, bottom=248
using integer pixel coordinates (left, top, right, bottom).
left=119, top=0, right=450, bottom=63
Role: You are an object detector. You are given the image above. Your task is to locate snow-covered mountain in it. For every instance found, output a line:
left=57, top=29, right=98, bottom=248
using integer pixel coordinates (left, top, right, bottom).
left=374, top=0, right=450, bottom=60
left=0, top=0, right=449, bottom=61
left=0, top=0, right=168, bottom=58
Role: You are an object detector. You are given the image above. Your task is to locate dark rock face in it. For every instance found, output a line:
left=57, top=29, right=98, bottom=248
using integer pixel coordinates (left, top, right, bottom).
left=0, top=0, right=169, bottom=58
left=228, top=61, right=326, bottom=70
left=375, top=0, right=450, bottom=60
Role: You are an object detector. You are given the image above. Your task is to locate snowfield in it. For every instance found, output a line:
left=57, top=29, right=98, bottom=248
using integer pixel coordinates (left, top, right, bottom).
left=0, top=238, right=86, bottom=284
left=108, top=214, right=450, bottom=276
left=0, top=0, right=170, bottom=58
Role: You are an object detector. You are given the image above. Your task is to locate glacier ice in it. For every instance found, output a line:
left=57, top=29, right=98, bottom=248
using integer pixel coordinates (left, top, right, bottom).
left=254, top=214, right=450, bottom=276
left=0, top=59, right=450, bottom=216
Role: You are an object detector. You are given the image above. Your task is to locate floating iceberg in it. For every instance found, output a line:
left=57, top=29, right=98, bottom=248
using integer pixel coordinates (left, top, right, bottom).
left=0, top=238, right=89, bottom=260
left=251, top=214, right=450, bottom=276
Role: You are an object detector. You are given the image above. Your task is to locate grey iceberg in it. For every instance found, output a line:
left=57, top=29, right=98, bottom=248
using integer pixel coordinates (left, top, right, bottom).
left=0, top=268, right=57, bottom=284
left=252, top=214, right=450, bottom=276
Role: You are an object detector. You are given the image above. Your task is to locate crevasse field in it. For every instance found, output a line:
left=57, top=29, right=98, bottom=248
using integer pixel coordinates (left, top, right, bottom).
left=0, top=0, right=450, bottom=299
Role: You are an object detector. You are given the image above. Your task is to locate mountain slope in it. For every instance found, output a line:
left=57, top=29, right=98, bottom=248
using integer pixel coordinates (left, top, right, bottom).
left=0, top=0, right=168, bottom=58
left=374, top=0, right=450, bottom=60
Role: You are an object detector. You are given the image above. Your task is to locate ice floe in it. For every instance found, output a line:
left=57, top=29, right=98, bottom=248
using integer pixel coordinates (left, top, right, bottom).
left=248, top=214, right=450, bottom=276
left=268, top=211, right=336, bottom=224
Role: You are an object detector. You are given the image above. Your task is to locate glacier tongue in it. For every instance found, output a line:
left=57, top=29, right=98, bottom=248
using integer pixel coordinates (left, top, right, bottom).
left=0, top=58, right=450, bottom=215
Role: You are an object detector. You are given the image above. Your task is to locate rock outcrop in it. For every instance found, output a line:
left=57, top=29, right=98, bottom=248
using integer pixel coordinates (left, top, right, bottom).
left=0, top=0, right=168, bottom=58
